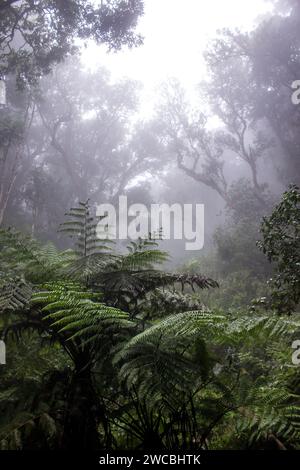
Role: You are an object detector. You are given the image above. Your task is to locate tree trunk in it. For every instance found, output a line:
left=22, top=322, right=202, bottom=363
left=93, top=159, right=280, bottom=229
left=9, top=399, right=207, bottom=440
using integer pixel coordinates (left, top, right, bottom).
left=61, top=364, right=103, bottom=450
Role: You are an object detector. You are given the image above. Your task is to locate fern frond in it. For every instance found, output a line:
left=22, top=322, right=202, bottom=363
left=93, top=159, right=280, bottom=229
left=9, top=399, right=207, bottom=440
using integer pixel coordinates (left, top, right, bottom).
left=0, top=278, right=32, bottom=314
left=32, top=282, right=133, bottom=346
left=59, top=200, right=114, bottom=257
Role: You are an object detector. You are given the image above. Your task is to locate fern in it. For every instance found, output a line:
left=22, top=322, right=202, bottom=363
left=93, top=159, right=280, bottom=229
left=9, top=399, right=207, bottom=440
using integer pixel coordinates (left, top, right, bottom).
left=59, top=201, right=114, bottom=256
left=112, top=308, right=300, bottom=448
left=0, top=278, right=32, bottom=314
left=0, top=228, right=76, bottom=283
left=114, top=310, right=225, bottom=404
left=32, top=282, right=133, bottom=347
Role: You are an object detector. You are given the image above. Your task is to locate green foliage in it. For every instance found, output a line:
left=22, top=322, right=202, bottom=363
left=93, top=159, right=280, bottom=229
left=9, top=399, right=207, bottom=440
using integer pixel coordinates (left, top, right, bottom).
left=114, top=311, right=224, bottom=401
left=0, top=199, right=220, bottom=449
left=58, top=200, right=114, bottom=280
left=0, top=278, right=32, bottom=314
left=59, top=201, right=114, bottom=257
left=258, top=185, right=300, bottom=313
left=1, top=0, right=300, bottom=452
left=0, top=0, right=144, bottom=87
left=0, top=332, right=70, bottom=450
left=32, top=281, right=133, bottom=347
left=112, top=308, right=300, bottom=449
left=0, top=227, right=75, bottom=283
left=1, top=198, right=300, bottom=451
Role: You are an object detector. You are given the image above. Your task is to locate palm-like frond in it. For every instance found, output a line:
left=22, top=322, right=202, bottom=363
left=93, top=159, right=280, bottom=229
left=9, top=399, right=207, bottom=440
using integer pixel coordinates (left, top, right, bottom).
left=219, top=376, right=300, bottom=448
left=0, top=228, right=76, bottom=283
left=114, top=310, right=225, bottom=402
left=32, top=282, right=133, bottom=347
left=58, top=201, right=117, bottom=282
left=0, top=278, right=32, bottom=314
left=59, top=201, right=114, bottom=257
left=113, top=308, right=300, bottom=447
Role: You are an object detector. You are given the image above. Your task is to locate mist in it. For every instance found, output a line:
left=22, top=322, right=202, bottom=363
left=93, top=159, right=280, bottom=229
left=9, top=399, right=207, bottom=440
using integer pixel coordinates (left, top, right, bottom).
left=0, top=0, right=300, bottom=456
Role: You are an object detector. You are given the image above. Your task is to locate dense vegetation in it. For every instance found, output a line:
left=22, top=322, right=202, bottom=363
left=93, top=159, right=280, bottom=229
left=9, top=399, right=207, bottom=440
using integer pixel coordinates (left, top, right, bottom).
left=1, top=0, right=300, bottom=452
left=0, top=190, right=300, bottom=450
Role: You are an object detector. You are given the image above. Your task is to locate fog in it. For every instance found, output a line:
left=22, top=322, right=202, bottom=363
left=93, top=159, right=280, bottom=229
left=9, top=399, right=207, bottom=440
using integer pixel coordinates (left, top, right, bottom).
left=1, top=0, right=300, bottom=452
left=1, top=1, right=298, bottom=264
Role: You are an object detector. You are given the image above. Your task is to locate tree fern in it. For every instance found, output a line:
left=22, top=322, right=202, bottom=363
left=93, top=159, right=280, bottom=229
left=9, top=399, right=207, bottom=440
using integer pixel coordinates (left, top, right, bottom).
left=32, top=281, right=134, bottom=348
left=0, top=228, right=75, bottom=283
left=59, top=201, right=115, bottom=281
left=0, top=278, right=32, bottom=314
left=113, top=309, right=300, bottom=449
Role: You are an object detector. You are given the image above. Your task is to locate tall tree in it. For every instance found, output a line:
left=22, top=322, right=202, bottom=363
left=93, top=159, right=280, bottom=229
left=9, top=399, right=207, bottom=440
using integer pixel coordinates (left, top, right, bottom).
left=0, top=0, right=144, bottom=87
left=7, top=59, right=162, bottom=236
left=204, top=0, right=300, bottom=185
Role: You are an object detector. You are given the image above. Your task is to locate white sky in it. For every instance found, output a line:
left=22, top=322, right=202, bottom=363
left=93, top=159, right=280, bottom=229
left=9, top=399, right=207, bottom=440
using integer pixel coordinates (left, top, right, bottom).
left=81, top=0, right=273, bottom=117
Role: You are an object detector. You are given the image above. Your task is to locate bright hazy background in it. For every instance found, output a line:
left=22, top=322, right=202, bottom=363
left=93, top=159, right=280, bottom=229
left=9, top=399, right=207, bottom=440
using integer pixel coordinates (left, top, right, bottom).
left=82, top=0, right=273, bottom=116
